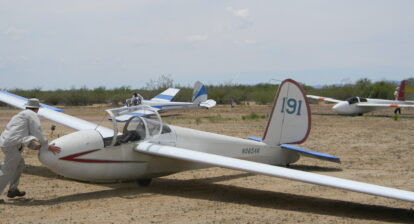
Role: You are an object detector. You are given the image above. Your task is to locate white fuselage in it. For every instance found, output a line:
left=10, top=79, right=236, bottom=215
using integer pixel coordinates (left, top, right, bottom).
left=332, top=98, right=404, bottom=115
left=39, top=126, right=299, bottom=182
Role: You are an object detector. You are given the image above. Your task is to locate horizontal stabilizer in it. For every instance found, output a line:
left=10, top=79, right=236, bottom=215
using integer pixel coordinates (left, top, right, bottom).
left=151, top=88, right=180, bottom=102
left=306, top=95, right=342, bottom=103
left=281, top=144, right=340, bottom=163
left=247, top=137, right=340, bottom=163
left=199, top=99, right=216, bottom=109
left=136, top=142, right=414, bottom=202
left=247, top=136, right=262, bottom=142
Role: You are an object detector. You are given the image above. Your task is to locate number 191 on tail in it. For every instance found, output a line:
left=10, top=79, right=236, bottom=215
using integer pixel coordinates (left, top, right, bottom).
left=280, top=97, right=302, bottom=115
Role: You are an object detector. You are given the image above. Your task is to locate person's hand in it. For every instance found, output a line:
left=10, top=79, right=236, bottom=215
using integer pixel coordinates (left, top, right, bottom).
left=48, top=143, right=61, bottom=154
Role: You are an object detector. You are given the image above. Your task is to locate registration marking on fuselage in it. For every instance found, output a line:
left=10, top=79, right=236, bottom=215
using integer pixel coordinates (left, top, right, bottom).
left=242, top=147, right=260, bottom=155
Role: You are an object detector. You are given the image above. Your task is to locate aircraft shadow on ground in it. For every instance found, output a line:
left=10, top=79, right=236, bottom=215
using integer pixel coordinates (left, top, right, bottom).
left=24, top=165, right=61, bottom=179
left=311, top=112, right=414, bottom=119
left=13, top=171, right=414, bottom=223
left=23, top=164, right=341, bottom=180
left=157, top=113, right=182, bottom=118
left=288, top=164, right=342, bottom=172
left=310, top=112, right=338, bottom=117
left=366, top=114, right=414, bottom=119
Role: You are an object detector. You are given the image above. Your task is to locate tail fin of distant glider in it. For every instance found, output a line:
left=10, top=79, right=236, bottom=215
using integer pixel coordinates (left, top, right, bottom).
left=262, top=79, right=311, bottom=146
left=192, top=81, right=208, bottom=104
left=402, top=79, right=414, bottom=101
left=398, top=80, right=406, bottom=101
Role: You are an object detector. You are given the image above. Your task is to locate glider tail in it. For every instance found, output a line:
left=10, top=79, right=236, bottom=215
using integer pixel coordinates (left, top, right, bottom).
left=192, top=81, right=208, bottom=104
left=262, top=79, right=311, bottom=146
left=398, top=80, right=406, bottom=101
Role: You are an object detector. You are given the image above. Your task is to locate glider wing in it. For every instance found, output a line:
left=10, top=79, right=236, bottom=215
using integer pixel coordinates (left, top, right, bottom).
left=306, top=95, right=342, bottom=103
left=0, top=90, right=114, bottom=138
left=150, top=88, right=180, bottom=102
left=135, top=142, right=414, bottom=202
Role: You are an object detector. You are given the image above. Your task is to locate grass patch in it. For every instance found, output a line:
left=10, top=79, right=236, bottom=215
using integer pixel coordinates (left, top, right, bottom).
left=206, top=115, right=238, bottom=123
left=392, top=114, right=400, bottom=121
left=241, top=112, right=266, bottom=120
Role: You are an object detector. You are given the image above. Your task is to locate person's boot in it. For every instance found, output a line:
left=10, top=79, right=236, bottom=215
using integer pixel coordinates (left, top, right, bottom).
left=7, top=189, right=26, bottom=198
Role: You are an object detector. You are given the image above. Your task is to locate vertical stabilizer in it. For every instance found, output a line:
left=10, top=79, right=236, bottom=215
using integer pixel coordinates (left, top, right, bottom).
left=262, top=79, right=311, bottom=146
left=398, top=80, right=405, bottom=101
left=192, top=81, right=208, bottom=103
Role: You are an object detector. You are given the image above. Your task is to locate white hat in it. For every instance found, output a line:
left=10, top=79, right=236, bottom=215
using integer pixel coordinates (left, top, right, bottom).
left=25, top=98, right=41, bottom=109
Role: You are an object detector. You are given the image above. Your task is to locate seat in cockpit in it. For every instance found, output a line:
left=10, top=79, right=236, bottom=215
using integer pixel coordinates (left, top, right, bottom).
left=119, top=117, right=147, bottom=144
left=119, top=131, right=140, bottom=143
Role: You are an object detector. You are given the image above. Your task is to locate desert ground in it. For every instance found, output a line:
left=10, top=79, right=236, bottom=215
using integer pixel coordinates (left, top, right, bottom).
left=0, top=103, right=414, bottom=223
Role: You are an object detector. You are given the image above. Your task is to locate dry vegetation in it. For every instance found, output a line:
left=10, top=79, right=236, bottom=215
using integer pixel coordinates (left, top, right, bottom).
left=0, top=103, right=414, bottom=223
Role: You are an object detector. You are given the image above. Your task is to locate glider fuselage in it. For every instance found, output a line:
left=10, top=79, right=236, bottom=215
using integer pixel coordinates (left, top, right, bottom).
left=39, top=126, right=298, bottom=182
left=332, top=98, right=406, bottom=115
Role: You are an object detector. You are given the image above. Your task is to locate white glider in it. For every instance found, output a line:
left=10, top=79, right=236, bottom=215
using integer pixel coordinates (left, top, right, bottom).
left=307, top=80, right=414, bottom=115
left=119, top=81, right=216, bottom=121
left=1, top=79, right=414, bottom=203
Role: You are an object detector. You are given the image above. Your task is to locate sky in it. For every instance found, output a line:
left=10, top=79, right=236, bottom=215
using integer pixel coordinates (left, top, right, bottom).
left=1, top=0, right=414, bottom=89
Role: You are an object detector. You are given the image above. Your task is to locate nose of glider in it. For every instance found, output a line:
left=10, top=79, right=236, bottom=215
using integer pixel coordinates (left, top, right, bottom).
left=38, top=130, right=105, bottom=176
left=332, top=102, right=347, bottom=114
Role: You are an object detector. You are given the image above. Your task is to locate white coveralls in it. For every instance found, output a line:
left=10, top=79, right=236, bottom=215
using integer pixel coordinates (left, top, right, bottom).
left=0, top=109, right=47, bottom=194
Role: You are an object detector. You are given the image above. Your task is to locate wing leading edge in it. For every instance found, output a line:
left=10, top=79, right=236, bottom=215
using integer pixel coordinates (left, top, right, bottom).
left=306, top=95, right=342, bottom=103
left=136, top=142, right=414, bottom=202
left=0, top=90, right=63, bottom=112
left=0, top=90, right=114, bottom=138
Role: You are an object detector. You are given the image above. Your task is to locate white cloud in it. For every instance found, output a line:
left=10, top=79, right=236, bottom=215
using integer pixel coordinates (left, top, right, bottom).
left=234, top=40, right=257, bottom=45
left=3, top=27, right=29, bottom=41
left=226, top=6, right=249, bottom=18
left=187, top=34, right=208, bottom=42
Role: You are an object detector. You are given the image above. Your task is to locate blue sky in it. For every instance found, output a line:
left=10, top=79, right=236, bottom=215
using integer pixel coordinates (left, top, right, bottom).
left=1, top=0, right=413, bottom=89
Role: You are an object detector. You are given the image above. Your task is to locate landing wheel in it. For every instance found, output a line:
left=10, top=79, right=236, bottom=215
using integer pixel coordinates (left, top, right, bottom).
left=136, top=178, right=152, bottom=187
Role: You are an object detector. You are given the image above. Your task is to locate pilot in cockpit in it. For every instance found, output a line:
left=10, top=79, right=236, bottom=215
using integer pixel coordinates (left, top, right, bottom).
left=131, top=93, right=143, bottom=106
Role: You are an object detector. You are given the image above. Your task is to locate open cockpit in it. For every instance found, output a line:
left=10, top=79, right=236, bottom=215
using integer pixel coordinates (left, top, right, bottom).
left=103, top=105, right=172, bottom=147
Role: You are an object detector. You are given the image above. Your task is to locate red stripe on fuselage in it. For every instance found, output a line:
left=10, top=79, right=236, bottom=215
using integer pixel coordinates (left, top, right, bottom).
left=59, top=149, right=145, bottom=163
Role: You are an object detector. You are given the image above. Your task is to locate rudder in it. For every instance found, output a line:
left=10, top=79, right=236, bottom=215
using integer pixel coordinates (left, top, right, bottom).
left=192, top=81, right=208, bottom=103
left=262, top=79, right=311, bottom=146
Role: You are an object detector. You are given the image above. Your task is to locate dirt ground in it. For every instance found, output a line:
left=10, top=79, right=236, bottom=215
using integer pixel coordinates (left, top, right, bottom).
left=0, top=103, right=414, bottom=223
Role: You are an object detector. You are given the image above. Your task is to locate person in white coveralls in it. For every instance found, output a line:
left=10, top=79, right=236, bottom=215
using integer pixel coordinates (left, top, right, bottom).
left=0, top=98, right=61, bottom=203
left=394, top=87, right=401, bottom=115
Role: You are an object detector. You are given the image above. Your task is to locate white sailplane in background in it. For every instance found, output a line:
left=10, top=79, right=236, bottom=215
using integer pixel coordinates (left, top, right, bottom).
left=1, top=79, right=414, bottom=203
left=307, top=80, right=414, bottom=115
left=119, top=81, right=216, bottom=121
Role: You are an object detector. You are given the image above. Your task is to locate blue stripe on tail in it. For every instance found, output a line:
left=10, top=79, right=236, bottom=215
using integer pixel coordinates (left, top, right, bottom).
left=193, top=85, right=207, bottom=102
left=153, top=94, right=175, bottom=101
